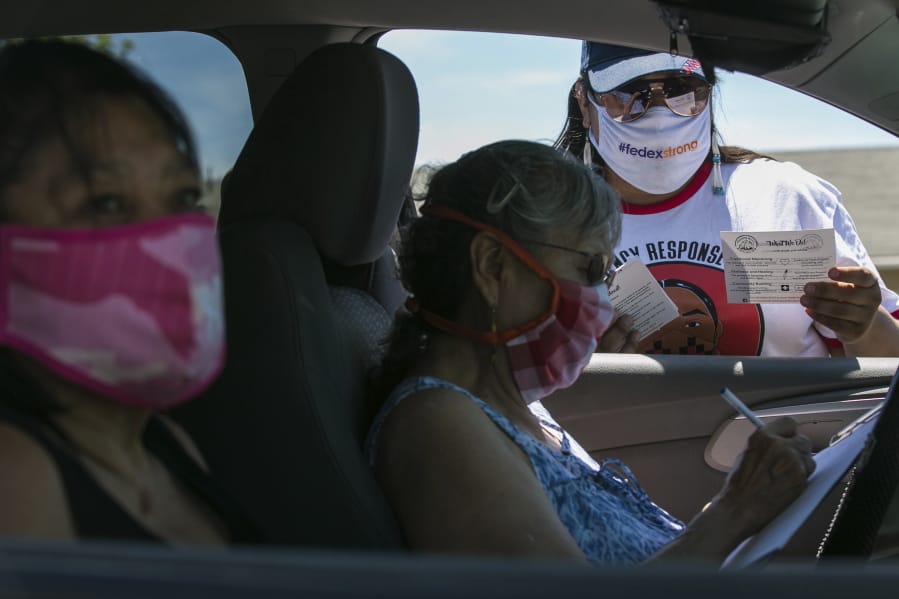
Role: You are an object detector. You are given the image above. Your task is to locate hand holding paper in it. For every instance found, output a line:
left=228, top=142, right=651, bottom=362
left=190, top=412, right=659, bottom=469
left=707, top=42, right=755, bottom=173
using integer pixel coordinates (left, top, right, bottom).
left=801, top=266, right=883, bottom=344
left=720, top=228, right=836, bottom=304
left=607, top=259, right=678, bottom=341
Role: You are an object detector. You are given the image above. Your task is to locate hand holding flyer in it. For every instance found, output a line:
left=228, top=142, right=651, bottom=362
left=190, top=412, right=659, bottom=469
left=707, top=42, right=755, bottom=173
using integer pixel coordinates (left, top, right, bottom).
left=608, top=259, right=678, bottom=340
left=720, top=228, right=836, bottom=304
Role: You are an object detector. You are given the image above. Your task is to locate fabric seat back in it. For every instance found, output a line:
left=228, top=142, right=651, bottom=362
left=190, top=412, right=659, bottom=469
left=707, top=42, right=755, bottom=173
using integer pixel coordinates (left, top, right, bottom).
left=172, top=42, right=419, bottom=549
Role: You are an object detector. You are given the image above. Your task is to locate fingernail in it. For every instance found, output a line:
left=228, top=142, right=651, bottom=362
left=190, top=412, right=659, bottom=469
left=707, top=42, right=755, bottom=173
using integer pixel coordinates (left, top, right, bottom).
left=804, top=284, right=815, bottom=295
left=829, top=268, right=840, bottom=279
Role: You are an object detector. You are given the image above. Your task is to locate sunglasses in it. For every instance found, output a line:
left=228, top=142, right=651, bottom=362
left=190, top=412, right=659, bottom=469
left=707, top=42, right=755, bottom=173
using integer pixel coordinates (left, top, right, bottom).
left=588, top=75, right=711, bottom=123
left=522, top=239, right=617, bottom=287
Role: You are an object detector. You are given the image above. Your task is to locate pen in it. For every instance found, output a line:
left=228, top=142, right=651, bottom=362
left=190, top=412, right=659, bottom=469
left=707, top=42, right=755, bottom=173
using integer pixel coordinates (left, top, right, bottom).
left=720, top=387, right=766, bottom=429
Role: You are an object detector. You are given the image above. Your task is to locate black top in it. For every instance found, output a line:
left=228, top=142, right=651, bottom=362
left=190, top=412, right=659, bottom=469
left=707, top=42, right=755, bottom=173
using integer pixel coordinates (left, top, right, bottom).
left=0, top=405, right=257, bottom=544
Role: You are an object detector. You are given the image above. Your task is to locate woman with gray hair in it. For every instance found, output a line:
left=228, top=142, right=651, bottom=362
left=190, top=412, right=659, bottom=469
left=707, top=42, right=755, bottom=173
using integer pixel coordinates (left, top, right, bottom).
left=366, top=139, right=814, bottom=565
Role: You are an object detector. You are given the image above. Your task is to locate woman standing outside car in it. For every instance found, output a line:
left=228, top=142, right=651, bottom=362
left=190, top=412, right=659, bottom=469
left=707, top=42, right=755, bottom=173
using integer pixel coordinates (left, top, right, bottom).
left=0, top=40, right=252, bottom=543
left=556, top=42, right=899, bottom=357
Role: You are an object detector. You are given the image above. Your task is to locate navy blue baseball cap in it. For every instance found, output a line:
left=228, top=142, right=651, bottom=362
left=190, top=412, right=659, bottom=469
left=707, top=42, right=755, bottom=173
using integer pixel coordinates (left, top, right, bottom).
left=581, top=41, right=706, bottom=93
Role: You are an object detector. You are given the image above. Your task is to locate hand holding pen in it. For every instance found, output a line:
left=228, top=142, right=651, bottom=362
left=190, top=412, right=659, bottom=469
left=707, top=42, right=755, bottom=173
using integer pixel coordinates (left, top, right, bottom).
left=720, top=387, right=766, bottom=429
left=710, top=388, right=816, bottom=538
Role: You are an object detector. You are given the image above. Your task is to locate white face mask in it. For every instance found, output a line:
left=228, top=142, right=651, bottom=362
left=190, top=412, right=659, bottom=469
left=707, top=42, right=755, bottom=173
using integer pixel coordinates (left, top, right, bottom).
left=590, top=101, right=711, bottom=195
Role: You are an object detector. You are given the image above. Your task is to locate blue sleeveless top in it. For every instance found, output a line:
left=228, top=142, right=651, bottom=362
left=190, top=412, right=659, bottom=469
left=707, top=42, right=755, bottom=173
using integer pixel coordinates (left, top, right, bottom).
left=365, top=376, right=684, bottom=566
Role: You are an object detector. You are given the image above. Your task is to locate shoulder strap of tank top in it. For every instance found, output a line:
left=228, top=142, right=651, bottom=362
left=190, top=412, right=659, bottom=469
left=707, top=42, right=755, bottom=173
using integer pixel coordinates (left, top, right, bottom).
left=143, top=417, right=258, bottom=543
left=0, top=404, right=161, bottom=541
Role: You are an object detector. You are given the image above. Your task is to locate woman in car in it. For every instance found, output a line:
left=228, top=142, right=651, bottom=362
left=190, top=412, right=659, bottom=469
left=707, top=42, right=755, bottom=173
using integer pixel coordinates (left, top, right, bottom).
left=556, top=42, right=899, bottom=357
left=366, top=139, right=815, bottom=564
left=0, top=40, right=252, bottom=543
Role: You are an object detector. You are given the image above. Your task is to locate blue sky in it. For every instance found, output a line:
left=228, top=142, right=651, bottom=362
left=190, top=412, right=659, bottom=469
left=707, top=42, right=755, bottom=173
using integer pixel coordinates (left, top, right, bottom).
left=114, top=30, right=899, bottom=176
left=116, top=32, right=253, bottom=179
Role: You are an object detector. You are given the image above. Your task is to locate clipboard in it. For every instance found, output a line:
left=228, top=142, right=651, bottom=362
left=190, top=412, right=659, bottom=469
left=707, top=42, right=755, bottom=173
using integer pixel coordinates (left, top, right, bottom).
left=817, top=364, right=899, bottom=559
left=722, top=368, right=899, bottom=569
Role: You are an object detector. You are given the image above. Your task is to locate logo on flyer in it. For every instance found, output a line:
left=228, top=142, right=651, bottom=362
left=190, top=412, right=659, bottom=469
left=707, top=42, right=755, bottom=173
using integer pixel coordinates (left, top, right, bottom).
left=734, top=235, right=758, bottom=253
left=802, top=234, right=824, bottom=250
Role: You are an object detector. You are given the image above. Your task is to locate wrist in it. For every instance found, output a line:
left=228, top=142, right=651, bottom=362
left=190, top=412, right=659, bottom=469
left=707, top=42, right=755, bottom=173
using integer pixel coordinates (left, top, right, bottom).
left=690, top=496, right=756, bottom=552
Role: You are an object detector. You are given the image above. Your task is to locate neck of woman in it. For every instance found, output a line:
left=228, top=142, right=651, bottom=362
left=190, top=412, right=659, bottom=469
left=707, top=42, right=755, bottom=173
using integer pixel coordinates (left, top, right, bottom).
left=17, top=360, right=155, bottom=479
left=53, top=395, right=151, bottom=473
left=413, top=332, right=545, bottom=439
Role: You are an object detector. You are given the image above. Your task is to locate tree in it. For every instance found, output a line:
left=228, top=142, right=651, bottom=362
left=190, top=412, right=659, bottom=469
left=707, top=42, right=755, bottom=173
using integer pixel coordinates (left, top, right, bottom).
left=0, top=34, right=134, bottom=59
left=65, top=34, right=134, bottom=59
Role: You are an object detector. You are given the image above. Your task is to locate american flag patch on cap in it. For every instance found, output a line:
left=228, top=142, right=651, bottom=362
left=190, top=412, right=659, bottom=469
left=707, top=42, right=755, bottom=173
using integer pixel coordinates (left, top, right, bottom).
left=680, top=58, right=702, bottom=75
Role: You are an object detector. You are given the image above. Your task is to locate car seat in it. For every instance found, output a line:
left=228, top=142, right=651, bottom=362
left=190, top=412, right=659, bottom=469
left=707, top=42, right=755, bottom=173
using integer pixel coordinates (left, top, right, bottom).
left=171, top=42, right=419, bottom=549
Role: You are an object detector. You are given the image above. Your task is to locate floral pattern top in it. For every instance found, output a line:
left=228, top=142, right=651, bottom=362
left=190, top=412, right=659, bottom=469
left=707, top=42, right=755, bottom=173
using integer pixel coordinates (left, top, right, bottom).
left=366, top=376, right=685, bottom=565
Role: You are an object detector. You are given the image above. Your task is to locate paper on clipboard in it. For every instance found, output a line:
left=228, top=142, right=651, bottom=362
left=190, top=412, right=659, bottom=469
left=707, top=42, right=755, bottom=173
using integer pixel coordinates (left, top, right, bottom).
left=721, top=409, right=879, bottom=569
left=607, top=259, right=678, bottom=341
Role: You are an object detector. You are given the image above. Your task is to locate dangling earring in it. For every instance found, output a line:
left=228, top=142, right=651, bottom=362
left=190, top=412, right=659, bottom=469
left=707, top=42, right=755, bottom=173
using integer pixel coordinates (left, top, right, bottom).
left=583, top=138, right=593, bottom=166
left=711, top=128, right=725, bottom=196
left=490, top=303, right=498, bottom=364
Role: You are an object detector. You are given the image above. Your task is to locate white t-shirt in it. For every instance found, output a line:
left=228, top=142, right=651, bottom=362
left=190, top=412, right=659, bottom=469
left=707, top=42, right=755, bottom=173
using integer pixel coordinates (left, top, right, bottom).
left=614, top=159, right=899, bottom=357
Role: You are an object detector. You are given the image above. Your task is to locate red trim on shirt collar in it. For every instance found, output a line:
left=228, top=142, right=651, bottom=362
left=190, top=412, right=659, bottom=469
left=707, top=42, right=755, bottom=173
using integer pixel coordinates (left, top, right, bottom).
left=822, top=337, right=842, bottom=349
left=620, top=159, right=713, bottom=215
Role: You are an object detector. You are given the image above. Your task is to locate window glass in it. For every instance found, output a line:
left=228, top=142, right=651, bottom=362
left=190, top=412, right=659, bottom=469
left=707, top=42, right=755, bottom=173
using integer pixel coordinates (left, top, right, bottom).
left=380, top=30, right=898, bottom=164
left=381, top=30, right=899, bottom=355
left=98, top=32, right=253, bottom=215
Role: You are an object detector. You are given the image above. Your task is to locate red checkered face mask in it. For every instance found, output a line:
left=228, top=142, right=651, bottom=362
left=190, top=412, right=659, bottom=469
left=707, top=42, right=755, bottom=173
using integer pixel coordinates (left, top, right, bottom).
left=408, top=204, right=615, bottom=404
left=505, top=278, right=613, bottom=404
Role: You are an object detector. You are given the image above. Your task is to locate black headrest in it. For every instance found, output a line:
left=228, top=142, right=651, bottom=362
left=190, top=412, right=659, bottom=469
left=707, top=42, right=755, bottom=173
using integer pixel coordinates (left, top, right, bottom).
left=219, top=43, right=419, bottom=266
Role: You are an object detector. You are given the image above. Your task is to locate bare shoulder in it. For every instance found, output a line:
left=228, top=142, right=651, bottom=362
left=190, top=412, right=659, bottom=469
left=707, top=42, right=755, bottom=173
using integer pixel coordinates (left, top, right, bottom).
left=372, top=386, right=583, bottom=557
left=375, top=386, right=516, bottom=470
left=0, top=422, right=75, bottom=538
left=156, top=415, right=210, bottom=471
left=374, top=384, right=533, bottom=501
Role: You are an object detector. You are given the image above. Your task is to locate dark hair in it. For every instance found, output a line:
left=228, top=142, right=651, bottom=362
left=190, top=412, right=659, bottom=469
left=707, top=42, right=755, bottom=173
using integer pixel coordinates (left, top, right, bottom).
left=553, top=75, right=773, bottom=168
left=0, top=39, right=199, bottom=214
left=370, top=140, right=621, bottom=409
left=0, top=350, right=61, bottom=415
left=0, top=39, right=199, bottom=414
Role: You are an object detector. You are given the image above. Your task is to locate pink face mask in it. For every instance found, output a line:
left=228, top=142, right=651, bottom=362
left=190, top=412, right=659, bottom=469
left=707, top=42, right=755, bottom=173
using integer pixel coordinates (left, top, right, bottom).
left=505, top=279, right=613, bottom=404
left=409, top=204, right=616, bottom=404
left=0, top=213, right=225, bottom=409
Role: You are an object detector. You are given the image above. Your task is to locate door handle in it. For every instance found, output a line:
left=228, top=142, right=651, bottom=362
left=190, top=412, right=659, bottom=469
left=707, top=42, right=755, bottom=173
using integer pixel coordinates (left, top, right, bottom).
left=704, top=397, right=884, bottom=472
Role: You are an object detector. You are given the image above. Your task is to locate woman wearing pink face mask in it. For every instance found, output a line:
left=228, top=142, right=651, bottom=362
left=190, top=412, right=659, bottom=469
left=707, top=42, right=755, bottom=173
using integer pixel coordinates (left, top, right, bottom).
left=366, top=140, right=815, bottom=565
left=0, top=40, right=252, bottom=543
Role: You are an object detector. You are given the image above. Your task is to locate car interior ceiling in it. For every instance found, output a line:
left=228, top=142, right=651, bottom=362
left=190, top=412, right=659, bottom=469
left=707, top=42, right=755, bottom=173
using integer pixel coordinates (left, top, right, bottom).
left=8, top=1, right=899, bottom=119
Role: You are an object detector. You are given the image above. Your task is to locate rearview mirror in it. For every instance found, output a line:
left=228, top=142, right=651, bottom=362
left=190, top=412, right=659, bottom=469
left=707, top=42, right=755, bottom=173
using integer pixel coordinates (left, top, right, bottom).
left=655, top=0, right=831, bottom=75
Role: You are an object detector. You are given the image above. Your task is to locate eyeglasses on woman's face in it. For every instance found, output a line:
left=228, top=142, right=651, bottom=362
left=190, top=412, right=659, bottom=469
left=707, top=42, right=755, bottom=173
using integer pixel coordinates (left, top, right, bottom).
left=521, top=238, right=616, bottom=287
left=588, top=74, right=711, bottom=123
